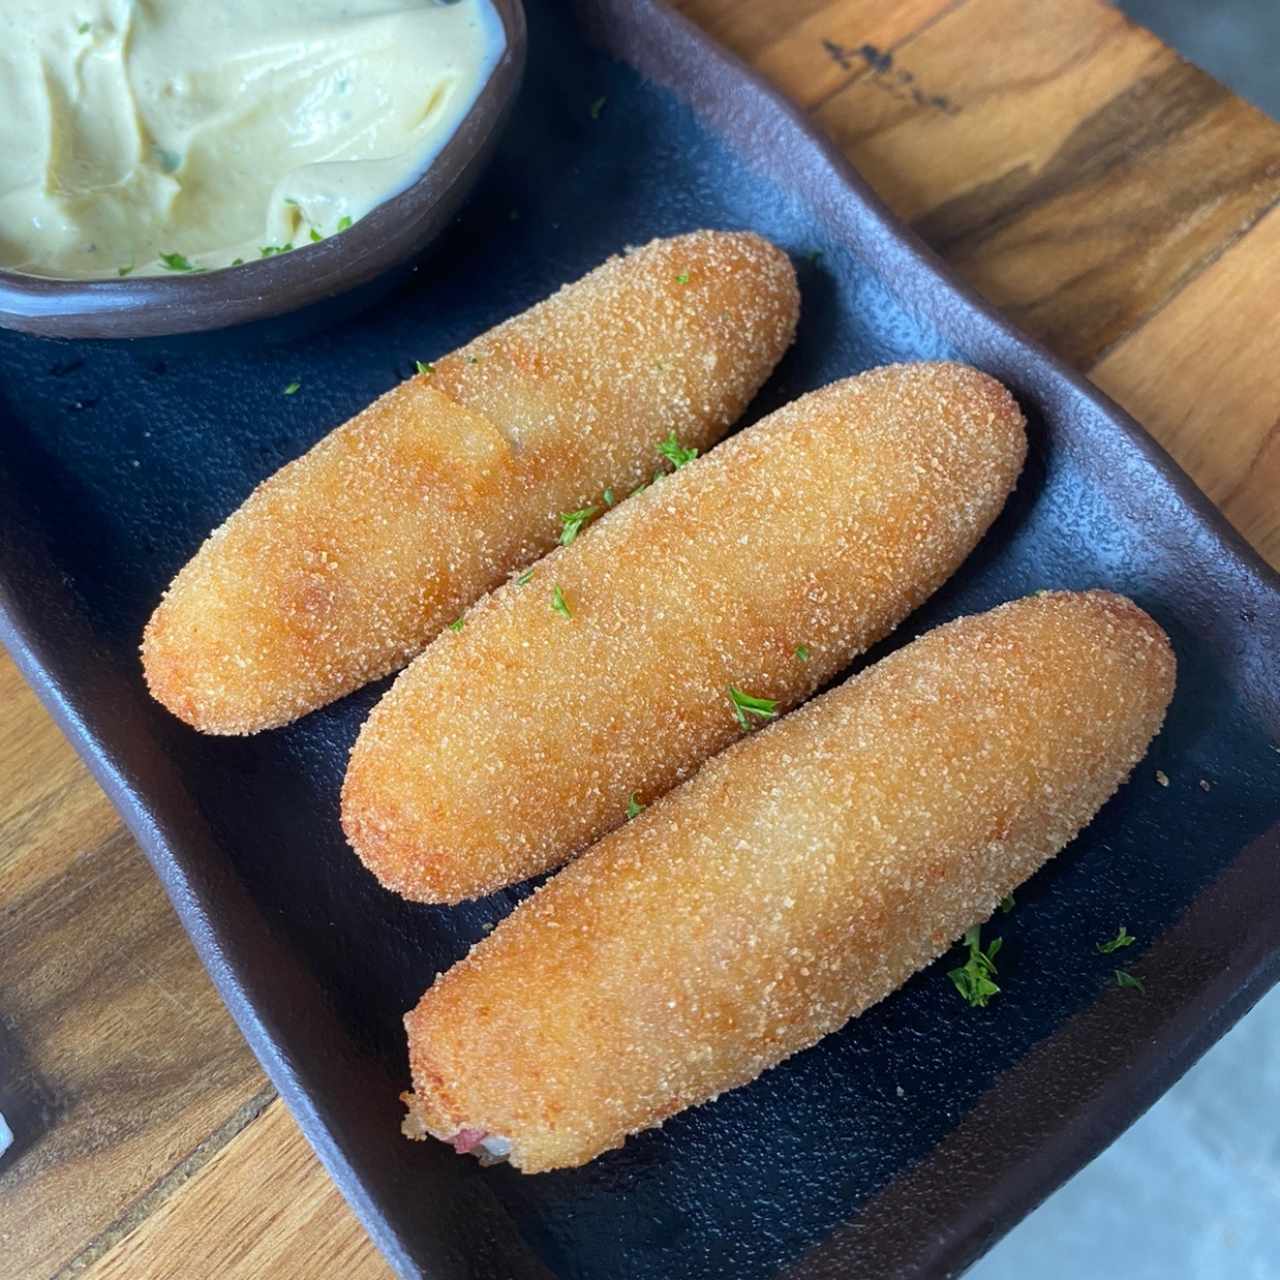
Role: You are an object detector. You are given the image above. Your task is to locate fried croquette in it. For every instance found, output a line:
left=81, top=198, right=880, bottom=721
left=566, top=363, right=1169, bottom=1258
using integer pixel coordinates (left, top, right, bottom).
left=343, top=362, right=1027, bottom=902
left=402, top=590, right=1175, bottom=1172
left=142, top=230, right=799, bottom=733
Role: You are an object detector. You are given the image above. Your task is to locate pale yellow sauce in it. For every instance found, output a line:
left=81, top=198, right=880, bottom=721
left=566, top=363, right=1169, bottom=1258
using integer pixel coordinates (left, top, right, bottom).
left=0, top=0, right=504, bottom=278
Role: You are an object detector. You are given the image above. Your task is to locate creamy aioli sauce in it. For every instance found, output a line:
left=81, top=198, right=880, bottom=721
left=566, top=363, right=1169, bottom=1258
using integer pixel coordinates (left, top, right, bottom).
left=0, top=0, right=504, bottom=278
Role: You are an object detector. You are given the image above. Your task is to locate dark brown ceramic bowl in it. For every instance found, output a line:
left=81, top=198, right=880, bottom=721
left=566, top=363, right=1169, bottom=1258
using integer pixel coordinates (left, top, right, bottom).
left=0, top=0, right=526, bottom=341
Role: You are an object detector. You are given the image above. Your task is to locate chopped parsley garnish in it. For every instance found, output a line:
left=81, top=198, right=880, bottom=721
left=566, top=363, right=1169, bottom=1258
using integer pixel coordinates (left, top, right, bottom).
left=159, top=251, right=197, bottom=272
left=415, top=360, right=435, bottom=375
left=999, top=893, right=1016, bottom=914
left=674, top=272, right=690, bottom=284
left=283, top=196, right=299, bottom=207
left=230, top=257, right=245, bottom=266
left=78, top=20, right=91, bottom=33
left=626, top=793, right=645, bottom=820
left=515, top=569, right=534, bottom=586
left=309, top=227, right=322, bottom=243
left=551, top=585, right=572, bottom=619
left=1097, top=925, right=1135, bottom=954
left=337, top=215, right=353, bottom=231
left=448, top=616, right=465, bottom=632
left=589, top=96, right=607, bottom=119
left=948, top=925, right=1002, bottom=1008
left=631, top=481, right=649, bottom=497
left=117, top=264, right=134, bottom=277
left=1114, top=969, right=1145, bottom=992
left=728, top=685, right=778, bottom=732
left=602, top=487, right=615, bottom=507
left=795, top=644, right=811, bottom=663
left=559, top=505, right=598, bottom=546
left=282, top=380, right=301, bottom=396
left=259, top=243, right=294, bottom=257
left=657, top=431, right=698, bottom=470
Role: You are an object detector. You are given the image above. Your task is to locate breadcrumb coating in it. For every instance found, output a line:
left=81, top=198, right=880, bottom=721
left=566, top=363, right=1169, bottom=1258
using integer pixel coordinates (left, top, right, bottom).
left=343, top=362, right=1027, bottom=902
left=403, top=590, right=1176, bottom=1172
left=141, top=230, right=799, bottom=733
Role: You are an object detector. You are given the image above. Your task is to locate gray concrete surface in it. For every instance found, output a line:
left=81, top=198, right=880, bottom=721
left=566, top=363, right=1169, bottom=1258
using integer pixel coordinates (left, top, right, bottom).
left=973, top=983, right=1280, bottom=1278
left=1119, top=0, right=1280, bottom=119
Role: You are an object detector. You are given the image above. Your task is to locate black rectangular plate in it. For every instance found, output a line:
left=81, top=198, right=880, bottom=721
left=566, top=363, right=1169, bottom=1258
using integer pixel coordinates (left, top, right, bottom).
left=2, top=2, right=1279, bottom=1277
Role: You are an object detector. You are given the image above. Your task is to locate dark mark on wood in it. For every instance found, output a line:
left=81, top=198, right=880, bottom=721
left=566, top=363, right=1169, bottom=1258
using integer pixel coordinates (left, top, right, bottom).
left=821, top=37, right=852, bottom=71
left=860, top=42, right=893, bottom=73
left=822, top=38, right=959, bottom=114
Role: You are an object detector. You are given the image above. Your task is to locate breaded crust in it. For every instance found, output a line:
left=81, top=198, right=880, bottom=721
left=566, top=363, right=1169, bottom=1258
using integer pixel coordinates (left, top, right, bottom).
left=343, top=362, right=1027, bottom=902
left=403, top=590, right=1176, bottom=1172
left=141, top=230, right=799, bottom=733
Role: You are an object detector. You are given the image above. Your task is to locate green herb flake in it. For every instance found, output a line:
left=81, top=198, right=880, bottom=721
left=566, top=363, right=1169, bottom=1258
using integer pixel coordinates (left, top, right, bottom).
left=230, top=257, right=245, bottom=267
left=728, top=685, right=778, bottom=732
left=1115, top=969, right=1145, bottom=993
left=282, top=380, right=301, bottom=396
left=625, top=793, right=645, bottom=820
left=795, top=644, right=811, bottom=663
left=602, top=487, right=615, bottom=507
left=999, top=893, right=1016, bottom=914
left=515, top=569, right=534, bottom=587
left=448, top=616, right=465, bottom=632
left=415, top=360, right=435, bottom=376
left=1097, top=925, right=1136, bottom=955
left=588, top=96, right=606, bottom=119
left=674, top=272, right=690, bottom=284
left=948, top=925, right=1002, bottom=1008
left=117, top=264, right=134, bottom=277
left=631, top=481, right=648, bottom=498
left=551, top=585, right=572, bottom=619
left=559, top=505, right=598, bottom=546
left=657, top=431, right=698, bottom=470
left=309, top=227, right=322, bottom=243
left=78, top=20, right=91, bottom=33
left=337, top=215, right=353, bottom=231
left=283, top=196, right=300, bottom=207
left=259, top=243, right=294, bottom=258
left=159, top=251, right=197, bottom=272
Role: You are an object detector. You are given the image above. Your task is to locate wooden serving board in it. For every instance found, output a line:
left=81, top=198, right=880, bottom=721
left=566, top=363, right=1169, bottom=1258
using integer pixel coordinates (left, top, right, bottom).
left=1, top=2, right=1277, bottom=1276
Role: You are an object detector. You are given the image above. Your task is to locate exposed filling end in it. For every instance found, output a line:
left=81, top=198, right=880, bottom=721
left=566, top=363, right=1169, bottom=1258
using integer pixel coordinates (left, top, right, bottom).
left=399, top=1092, right=512, bottom=1165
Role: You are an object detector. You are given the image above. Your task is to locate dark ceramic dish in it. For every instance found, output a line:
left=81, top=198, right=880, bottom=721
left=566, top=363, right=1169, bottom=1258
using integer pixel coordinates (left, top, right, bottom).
left=0, top=0, right=527, bottom=342
left=1, top=0, right=1278, bottom=1276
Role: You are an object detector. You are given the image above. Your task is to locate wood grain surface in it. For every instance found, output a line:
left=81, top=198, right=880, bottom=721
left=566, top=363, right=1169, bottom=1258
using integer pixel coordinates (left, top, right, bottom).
left=2, top=2, right=1277, bottom=1278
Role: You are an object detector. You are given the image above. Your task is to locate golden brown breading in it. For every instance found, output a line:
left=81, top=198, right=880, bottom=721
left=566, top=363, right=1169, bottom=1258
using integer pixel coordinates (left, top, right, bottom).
left=141, top=230, right=799, bottom=733
left=403, top=590, right=1176, bottom=1173
left=343, top=362, right=1027, bottom=902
